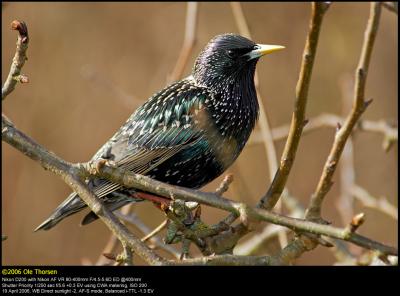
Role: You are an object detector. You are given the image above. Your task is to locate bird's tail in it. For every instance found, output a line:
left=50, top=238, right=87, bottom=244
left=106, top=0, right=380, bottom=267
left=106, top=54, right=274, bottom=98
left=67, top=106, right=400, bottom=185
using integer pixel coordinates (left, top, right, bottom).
left=34, top=192, right=87, bottom=232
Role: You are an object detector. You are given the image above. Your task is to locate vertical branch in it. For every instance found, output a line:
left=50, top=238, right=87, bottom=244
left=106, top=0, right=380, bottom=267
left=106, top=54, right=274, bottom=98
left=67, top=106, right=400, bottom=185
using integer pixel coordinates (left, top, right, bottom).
left=168, top=2, right=199, bottom=83
left=337, top=139, right=355, bottom=223
left=258, top=2, right=330, bottom=210
left=306, top=2, right=382, bottom=219
left=336, top=74, right=356, bottom=224
left=382, top=2, right=398, bottom=14
left=121, top=242, right=134, bottom=266
left=96, top=204, right=133, bottom=265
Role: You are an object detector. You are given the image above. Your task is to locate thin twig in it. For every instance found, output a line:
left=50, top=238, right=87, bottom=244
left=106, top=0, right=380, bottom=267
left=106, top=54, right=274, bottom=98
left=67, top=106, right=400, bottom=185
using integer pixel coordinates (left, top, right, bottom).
left=382, top=2, right=398, bottom=14
left=337, top=74, right=356, bottom=224
left=121, top=242, right=134, bottom=266
left=141, top=220, right=168, bottom=242
left=249, top=114, right=398, bottom=147
left=2, top=20, right=29, bottom=100
left=168, top=2, right=199, bottom=83
left=234, top=224, right=286, bottom=256
left=306, top=2, right=382, bottom=220
left=344, top=212, right=365, bottom=235
left=116, top=212, right=180, bottom=259
left=215, top=174, right=234, bottom=196
left=351, top=185, right=397, bottom=220
left=234, top=191, right=304, bottom=256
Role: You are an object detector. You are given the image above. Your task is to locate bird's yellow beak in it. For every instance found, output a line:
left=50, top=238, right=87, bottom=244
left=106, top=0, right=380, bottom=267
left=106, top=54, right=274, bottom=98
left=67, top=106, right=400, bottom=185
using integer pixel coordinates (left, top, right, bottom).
left=255, top=44, right=285, bottom=55
left=247, top=44, right=285, bottom=60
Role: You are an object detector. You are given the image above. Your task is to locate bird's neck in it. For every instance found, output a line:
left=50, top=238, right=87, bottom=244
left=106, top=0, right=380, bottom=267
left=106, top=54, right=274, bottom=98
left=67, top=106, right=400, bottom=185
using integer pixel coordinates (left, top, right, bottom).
left=192, top=65, right=259, bottom=151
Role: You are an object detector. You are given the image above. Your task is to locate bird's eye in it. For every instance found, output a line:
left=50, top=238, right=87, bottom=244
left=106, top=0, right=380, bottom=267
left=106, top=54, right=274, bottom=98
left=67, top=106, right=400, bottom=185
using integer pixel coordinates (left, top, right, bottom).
left=226, top=49, right=236, bottom=59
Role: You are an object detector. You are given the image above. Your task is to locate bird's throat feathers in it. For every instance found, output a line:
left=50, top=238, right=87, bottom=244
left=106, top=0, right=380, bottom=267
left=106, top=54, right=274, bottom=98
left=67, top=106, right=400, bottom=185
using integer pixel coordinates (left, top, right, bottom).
left=192, top=60, right=259, bottom=146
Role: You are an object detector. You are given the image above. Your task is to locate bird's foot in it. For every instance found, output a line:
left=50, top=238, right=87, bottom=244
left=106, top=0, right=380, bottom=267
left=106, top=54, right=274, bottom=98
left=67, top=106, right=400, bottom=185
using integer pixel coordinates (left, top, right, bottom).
left=179, top=239, right=192, bottom=260
left=132, top=192, right=171, bottom=208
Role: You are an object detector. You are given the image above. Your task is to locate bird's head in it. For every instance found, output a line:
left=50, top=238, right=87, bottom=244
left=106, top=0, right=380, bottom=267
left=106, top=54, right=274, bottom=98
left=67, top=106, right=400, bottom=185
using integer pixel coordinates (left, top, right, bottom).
left=192, top=33, right=284, bottom=90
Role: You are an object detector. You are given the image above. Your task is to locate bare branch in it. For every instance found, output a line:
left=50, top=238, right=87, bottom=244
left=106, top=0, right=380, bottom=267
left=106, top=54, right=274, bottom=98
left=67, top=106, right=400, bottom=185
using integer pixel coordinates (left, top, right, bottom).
left=96, top=204, right=133, bottom=265
left=249, top=114, right=398, bottom=148
left=258, top=2, right=331, bottom=210
left=78, top=160, right=397, bottom=255
left=351, top=185, right=398, bottom=220
left=2, top=116, right=167, bottom=265
left=382, top=2, right=398, bottom=14
left=2, top=20, right=29, bottom=100
left=215, top=174, right=234, bottom=196
left=141, top=220, right=168, bottom=242
left=115, top=212, right=180, bottom=259
left=235, top=191, right=304, bottom=256
left=3, top=111, right=397, bottom=261
left=337, top=138, right=356, bottom=223
left=306, top=2, right=382, bottom=220
left=175, top=254, right=276, bottom=266
left=344, top=212, right=366, bottom=235
left=120, top=242, right=134, bottom=266
left=337, top=74, right=356, bottom=224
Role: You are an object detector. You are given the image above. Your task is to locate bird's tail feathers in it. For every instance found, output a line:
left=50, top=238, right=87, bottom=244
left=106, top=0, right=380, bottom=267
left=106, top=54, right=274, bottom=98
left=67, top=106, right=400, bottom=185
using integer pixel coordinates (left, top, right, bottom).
left=34, top=192, right=86, bottom=232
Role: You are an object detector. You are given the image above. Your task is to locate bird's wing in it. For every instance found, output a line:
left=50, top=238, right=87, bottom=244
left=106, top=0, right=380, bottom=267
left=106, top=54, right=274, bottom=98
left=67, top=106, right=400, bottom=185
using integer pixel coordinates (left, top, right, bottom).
left=88, top=77, right=213, bottom=199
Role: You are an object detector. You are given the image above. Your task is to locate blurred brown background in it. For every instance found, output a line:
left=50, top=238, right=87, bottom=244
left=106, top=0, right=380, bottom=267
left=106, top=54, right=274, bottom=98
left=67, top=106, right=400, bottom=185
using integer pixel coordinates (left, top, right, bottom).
left=2, top=2, right=397, bottom=265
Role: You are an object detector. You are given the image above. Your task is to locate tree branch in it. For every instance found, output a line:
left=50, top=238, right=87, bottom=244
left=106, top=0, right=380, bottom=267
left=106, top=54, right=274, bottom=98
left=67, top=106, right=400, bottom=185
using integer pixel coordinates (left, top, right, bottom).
left=81, top=157, right=397, bottom=255
left=351, top=185, right=398, bottom=220
left=306, top=2, right=382, bottom=219
left=382, top=2, right=398, bottom=14
left=234, top=191, right=304, bottom=256
left=249, top=114, right=397, bottom=149
left=2, top=20, right=29, bottom=100
left=1, top=117, right=167, bottom=265
left=2, top=116, right=396, bottom=256
left=258, top=2, right=330, bottom=210
left=115, top=212, right=180, bottom=259
left=96, top=203, right=134, bottom=265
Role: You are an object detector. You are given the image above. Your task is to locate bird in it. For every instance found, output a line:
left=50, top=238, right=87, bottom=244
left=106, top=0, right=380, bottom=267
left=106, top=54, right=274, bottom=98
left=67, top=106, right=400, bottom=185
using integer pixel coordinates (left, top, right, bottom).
left=34, top=33, right=284, bottom=231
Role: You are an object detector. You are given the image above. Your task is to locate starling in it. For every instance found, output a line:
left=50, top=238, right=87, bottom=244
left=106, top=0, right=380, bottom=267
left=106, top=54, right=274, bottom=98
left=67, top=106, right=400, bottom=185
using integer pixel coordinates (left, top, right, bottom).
left=35, top=33, right=284, bottom=231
